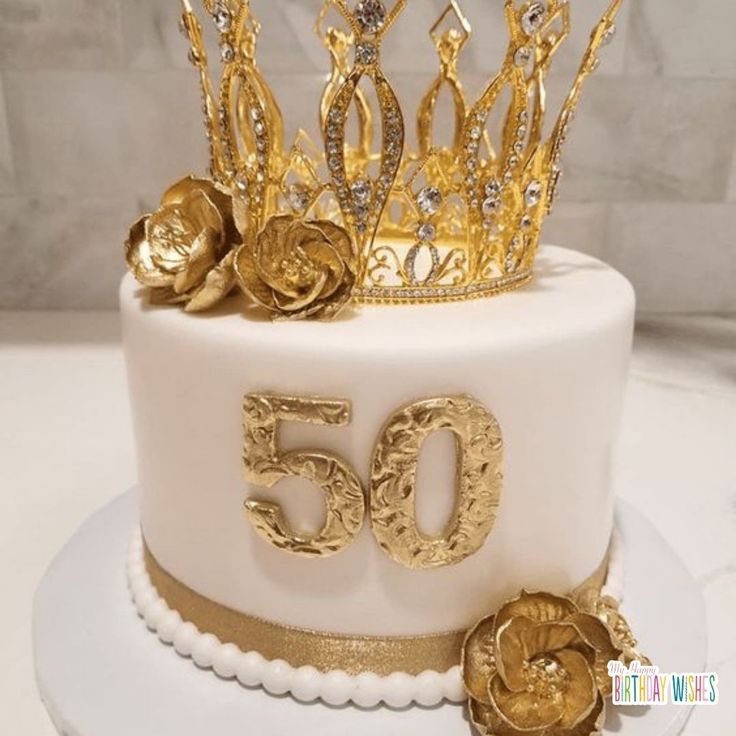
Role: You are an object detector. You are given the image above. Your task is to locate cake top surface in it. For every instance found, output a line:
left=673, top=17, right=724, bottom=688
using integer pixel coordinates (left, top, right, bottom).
left=122, top=244, right=634, bottom=355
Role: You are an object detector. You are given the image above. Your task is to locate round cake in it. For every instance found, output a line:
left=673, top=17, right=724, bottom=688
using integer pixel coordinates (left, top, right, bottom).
left=122, top=244, right=634, bottom=701
left=116, top=0, right=645, bottom=721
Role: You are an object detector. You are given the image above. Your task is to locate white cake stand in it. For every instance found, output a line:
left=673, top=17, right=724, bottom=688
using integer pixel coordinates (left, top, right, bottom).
left=34, top=491, right=705, bottom=736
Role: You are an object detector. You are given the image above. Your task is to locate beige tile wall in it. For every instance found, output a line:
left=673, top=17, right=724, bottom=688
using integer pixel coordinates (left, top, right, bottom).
left=0, top=0, right=734, bottom=311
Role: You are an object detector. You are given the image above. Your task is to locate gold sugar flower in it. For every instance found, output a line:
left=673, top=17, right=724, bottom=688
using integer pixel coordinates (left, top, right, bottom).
left=463, top=591, right=626, bottom=736
left=125, top=176, right=246, bottom=313
left=234, top=214, right=357, bottom=321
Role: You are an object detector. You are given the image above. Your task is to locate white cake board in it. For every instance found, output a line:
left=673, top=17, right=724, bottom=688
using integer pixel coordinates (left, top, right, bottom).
left=34, top=491, right=705, bottom=736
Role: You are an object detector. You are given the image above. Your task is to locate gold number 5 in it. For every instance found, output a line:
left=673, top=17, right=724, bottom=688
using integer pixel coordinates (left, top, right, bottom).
left=242, top=394, right=366, bottom=557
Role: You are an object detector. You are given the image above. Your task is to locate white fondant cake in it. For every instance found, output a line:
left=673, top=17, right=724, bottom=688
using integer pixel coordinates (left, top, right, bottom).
left=121, top=244, right=635, bottom=697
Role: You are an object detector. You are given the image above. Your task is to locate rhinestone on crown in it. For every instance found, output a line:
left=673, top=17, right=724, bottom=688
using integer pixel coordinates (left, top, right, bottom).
left=354, top=0, right=386, bottom=36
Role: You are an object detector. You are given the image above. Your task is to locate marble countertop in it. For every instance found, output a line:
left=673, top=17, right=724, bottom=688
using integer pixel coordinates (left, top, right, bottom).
left=1, top=311, right=734, bottom=734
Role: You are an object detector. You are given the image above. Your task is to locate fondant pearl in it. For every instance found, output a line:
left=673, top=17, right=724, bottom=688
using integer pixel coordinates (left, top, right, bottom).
left=352, top=671, right=384, bottom=708
left=133, top=585, right=156, bottom=610
left=291, top=666, right=321, bottom=703
left=262, top=659, right=294, bottom=695
left=192, top=632, right=221, bottom=668
left=236, top=651, right=265, bottom=688
left=212, top=642, right=240, bottom=678
left=156, top=609, right=182, bottom=644
left=142, top=597, right=167, bottom=630
left=321, top=670, right=353, bottom=706
left=128, top=561, right=145, bottom=578
left=173, top=622, right=199, bottom=657
left=442, top=666, right=466, bottom=702
left=414, top=670, right=444, bottom=707
left=383, top=672, right=416, bottom=708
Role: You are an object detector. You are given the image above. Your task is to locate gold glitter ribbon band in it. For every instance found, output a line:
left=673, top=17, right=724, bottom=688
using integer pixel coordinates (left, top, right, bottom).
left=144, top=542, right=609, bottom=676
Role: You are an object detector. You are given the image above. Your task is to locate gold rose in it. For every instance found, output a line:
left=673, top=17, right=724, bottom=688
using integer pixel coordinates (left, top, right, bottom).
left=125, top=176, right=247, bottom=313
left=234, top=214, right=357, bottom=321
left=462, top=590, right=647, bottom=736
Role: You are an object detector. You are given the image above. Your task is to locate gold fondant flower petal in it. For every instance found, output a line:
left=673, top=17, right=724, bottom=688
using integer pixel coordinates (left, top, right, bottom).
left=568, top=612, right=623, bottom=696
left=494, top=616, right=535, bottom=692
left=185, top=251, right=237, bottom=313
left=462, top=615, right=498, bottom=705
left=469, top=699, right=546, bottom=736
left=174, top=227, right=219, bottom=295
left=494, top=592, right=578, bottom=635
left=125, top=216, right=174, bottom=288
left=488, top=672, right=564, bottom=731
left=553, top=649, right=598, bottom=729
left=519, top=622, right=587, bottom=661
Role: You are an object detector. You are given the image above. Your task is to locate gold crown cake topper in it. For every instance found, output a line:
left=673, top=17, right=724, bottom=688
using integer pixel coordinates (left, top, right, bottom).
left=125, top=0, right=623, bottom=319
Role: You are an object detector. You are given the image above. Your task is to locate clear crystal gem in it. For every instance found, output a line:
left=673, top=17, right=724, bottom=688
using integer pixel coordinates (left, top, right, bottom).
left=220, top=43, right=235, bottom=62
left=417, top=222, right=436, bottom=242
left=351, top=178, right=372, bottom=204
left=601, top=25, right=616, bottom=46
left=525, top=180, right=543, bottom=207
left=356, top=42, right=378, bottom=65
left=417, top=186, right=442, bottom=215
left=354, top=0, right=386, bottom=35
left=482, top=197, right=501, bottom=216
left=213, top=6, right=232, bottom=33
left=250, top=106, right=262, bottom=121
left=521, top=3, right=547, bottom=36
left=485, top=179, right=501, bottom=197
left=234, top=175, right=249, bottom=193
left=520, top=214, right=532, bottom=228
left=470, top=126, right=482, bottom=140
left=514, top=46, right=531, bottom=67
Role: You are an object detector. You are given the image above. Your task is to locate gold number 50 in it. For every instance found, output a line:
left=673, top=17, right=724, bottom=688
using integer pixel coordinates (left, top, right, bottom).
left=242, top=393, right=503, bottom=568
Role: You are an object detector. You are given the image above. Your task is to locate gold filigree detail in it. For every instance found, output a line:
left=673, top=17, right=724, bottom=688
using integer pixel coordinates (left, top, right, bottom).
left=463, top=589, right=651, bottom=736
left=234, top=214, right=357, bottom=321
left=370, top=395, right=503, bottom=569
left=125, top=176, right=244, bottom=312
left=242, top=393, right=366, bottom=557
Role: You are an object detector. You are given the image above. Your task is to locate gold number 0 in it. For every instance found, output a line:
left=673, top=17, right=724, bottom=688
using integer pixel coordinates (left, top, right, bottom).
left=242, top=394, right=366, bottom=557
left=370, top=396, right=503, bottom=569
left=242, top=393, right=503, bottom=567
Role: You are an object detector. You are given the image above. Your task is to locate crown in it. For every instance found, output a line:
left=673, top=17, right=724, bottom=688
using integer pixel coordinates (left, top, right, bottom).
left=127, top=0, right=622, bottom=318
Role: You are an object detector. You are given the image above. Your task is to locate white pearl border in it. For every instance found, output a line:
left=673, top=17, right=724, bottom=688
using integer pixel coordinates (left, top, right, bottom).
left=127, top=528, right=624, bottom=709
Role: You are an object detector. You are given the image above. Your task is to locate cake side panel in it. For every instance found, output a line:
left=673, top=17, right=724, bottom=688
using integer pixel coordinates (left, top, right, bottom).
left=120, top=251, right=635, bottom=637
